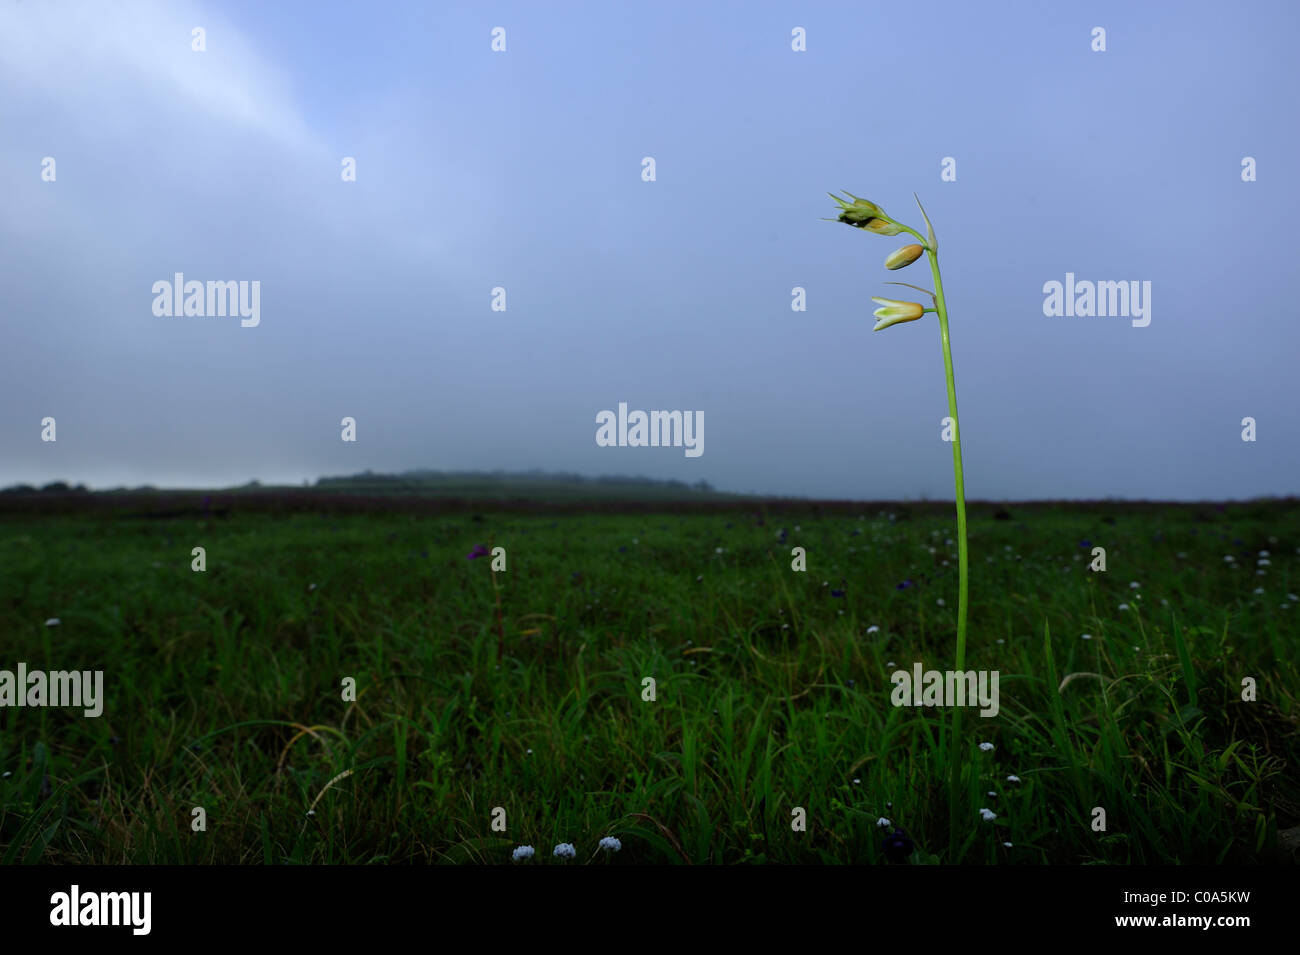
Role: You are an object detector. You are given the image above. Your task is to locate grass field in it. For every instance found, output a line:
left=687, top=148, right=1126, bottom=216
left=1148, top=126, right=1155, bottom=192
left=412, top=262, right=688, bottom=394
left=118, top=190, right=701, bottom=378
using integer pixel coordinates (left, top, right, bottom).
left=2, top=493, right=1298, bottom=864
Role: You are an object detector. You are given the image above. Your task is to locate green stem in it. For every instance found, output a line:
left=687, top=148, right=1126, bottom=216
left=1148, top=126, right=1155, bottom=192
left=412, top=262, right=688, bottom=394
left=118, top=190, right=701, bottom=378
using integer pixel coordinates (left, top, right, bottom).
left=927, top=245, right=969, bottom=858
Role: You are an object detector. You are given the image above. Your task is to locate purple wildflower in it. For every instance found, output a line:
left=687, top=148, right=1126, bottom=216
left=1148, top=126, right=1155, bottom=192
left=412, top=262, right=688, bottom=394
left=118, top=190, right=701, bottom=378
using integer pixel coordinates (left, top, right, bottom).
left=466, top=544, right=489, bottom=560
left=881, top=827, right=914, bottom=863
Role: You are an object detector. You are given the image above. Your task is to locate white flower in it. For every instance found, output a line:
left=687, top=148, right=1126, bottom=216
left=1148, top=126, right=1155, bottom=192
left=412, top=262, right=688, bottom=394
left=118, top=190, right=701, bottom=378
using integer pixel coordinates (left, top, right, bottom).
left=936, top=599, right=945, bottom=607
left=1129, top=581, right=1140, bottom=589
left=886, top=661, right=896, bottom=668
left=553, top=843, right=576, bottom=859
left=512, top=845, right=535, bottom=861
left=1260, top=549, right=1270, bottom=557
left=1258, top=558, right=1271, bottom=566
left=1118, top=603, right=1129, bottom=611
left=598, top=837, right=622, bottom=852
left=44, top=618, right=60, bottom=627
left=716, top=547, right=725, bottom=554
left=1287, top=594, right=1299, bottom=602
left=1254, top=587, right=1265, bottom=595
left=866, top=625, right=880, bottom=634
left=1002, top=841, right=1013, bottom=848
left=876, top=817, right=891, bottom=828
left=987, top=791, right=997, bottom=798
left=979, top=808, right=997, bottom=822
left=1006, top=775, right=1020, bottom=783
left=978, top=742, right=994, bottom=752
left=1224, top=555, right=1235, bottom=562
left=1081, top=633, right=1092, bottom=640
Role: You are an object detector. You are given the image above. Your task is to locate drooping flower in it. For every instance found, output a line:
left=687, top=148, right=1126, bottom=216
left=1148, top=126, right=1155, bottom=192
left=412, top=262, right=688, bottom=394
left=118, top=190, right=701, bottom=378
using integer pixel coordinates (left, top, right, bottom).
left=512, top=845, right=535, bottom=861
left=870, top=297, right=925, bottom=331
left=598, top=836, right=622, bottom=852
left=881, top=826, right=914, bottom=863
left=553, top=843, right=576, bottom=859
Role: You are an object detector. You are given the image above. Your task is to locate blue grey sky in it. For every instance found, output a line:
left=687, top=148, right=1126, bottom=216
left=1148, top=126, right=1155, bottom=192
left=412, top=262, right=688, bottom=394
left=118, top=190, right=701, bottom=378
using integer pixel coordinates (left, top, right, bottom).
left=2, top=0, right=1297, bottom=500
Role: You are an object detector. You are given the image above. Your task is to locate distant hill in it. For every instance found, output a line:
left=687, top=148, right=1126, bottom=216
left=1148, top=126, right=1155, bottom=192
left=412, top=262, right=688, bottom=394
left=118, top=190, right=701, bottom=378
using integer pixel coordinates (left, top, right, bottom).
left=312, top=469, right=744, bottom=501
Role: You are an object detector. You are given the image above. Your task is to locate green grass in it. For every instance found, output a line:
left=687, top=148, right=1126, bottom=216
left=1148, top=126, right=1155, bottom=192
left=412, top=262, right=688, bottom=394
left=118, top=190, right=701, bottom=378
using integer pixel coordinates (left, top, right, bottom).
left=1, top=499, right=1297, bottom=864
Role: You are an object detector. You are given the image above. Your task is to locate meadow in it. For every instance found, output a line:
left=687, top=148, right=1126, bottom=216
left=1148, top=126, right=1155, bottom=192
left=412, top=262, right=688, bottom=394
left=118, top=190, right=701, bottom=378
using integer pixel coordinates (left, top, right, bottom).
left=1, top=491, right=1297, bottom=864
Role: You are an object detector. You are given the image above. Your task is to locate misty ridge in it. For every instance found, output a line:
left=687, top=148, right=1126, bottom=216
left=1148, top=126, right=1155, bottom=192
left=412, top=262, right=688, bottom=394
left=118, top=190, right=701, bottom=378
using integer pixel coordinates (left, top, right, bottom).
left=0, top=469, right=735, bottom=501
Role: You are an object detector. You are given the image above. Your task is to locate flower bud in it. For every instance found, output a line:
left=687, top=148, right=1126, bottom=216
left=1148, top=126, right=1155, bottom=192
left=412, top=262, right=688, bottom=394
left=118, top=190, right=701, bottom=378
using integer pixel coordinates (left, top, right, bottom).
left=826, top=192, right=906, bottom=236
left=870, top=296, right=925, bottom=331
left=884, top=244, right=925, bottom=270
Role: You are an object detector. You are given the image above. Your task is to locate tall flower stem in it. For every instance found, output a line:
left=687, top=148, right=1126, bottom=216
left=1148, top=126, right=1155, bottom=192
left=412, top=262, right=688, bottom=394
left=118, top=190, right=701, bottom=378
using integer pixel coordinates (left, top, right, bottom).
left=926, top=246, right=969, bottom=857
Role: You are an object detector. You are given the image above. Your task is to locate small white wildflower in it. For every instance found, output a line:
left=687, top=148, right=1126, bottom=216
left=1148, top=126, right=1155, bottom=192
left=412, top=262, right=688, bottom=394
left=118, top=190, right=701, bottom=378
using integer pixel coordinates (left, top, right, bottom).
left=876, top=817, right=891, bottom=828
left=1223, top=555, right=1235, bottom=562
left=1254, top=587, right=1265, bottom=595
left=1287, top=594, right=1299, bottom=602
left=716, top=547, right=724, bottom=554
left=987, top=791, right=997, bottom=798
left=886, top=661, right=896, bottom=668
left=1258, top=558, right=1271, bottom=566
left=979, top=808, right=997, bottom=822
left=1129, top=581, right=1140, bottom=589
left=598, top=837, right=622, bottom=852
left=1006, top=775, right=1020, bottom=783
left=936, top=598, right=945, bottom=607
left=1259, top=549, right=1270, bottom=557
left=306, top=810, right=316, bottom=817
left=512, top=845, right=535, bottom=861
left=1118, top=603, right=1129, bottom=611
left=526, top=748, right=533, bottom=755
left=866, top=625, right=880, bottom=634
left=978, top=742, right=994, bottom=752
left=553, top=843, right=576, bottom=859
left=44, top=618, right=60, bottom=627
left=853, top=778, right=861, bottom=785
left=1081, top=633, right=1092, bottom=640
left=1003, top=841, right=1013, bottom=848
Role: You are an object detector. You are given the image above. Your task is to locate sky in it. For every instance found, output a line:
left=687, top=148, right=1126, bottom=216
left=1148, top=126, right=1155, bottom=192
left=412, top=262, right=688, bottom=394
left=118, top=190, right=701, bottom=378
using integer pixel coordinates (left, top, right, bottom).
left=2, top=0, right=1297, bottom=500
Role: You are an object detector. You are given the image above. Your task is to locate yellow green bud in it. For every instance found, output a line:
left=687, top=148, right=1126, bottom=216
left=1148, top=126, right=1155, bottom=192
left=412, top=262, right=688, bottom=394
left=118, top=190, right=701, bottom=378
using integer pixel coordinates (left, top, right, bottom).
left=884, top=244, right=925, bottom=270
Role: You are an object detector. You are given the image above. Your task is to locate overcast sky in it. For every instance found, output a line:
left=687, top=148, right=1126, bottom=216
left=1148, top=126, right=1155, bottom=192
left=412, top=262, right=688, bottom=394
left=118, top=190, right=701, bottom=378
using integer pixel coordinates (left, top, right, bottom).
left=2, top=0, right=1297, bottom=500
